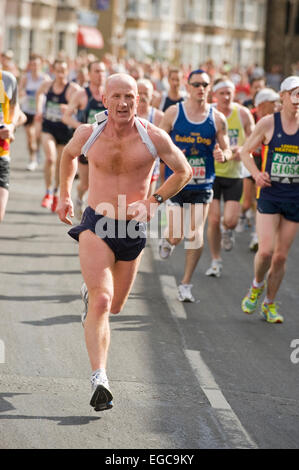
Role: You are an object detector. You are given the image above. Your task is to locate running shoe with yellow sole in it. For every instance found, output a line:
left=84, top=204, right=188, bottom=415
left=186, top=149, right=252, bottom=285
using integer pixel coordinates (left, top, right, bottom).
left=261, top=302, right=284, bottom=324
left=242, top=284, right=265, bottom=314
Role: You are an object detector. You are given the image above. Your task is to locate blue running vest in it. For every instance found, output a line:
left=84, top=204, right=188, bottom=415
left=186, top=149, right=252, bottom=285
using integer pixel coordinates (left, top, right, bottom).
left=165, top=102, right=217, bottom=190
left=257, top=112, right=299, bottom=202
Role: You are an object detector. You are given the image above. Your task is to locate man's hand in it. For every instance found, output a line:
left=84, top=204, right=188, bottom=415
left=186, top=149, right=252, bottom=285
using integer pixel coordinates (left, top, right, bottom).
left=0, top=124, right=14, bottom=141
left=56, top=197, right=74, bottom=225
left=34, top=112, right=43, bottom=123
left=254, top=171, right=271, bottom=188
left=231, top=146, right=242, bottom=161
left=127, top=199, right=158, bottom=222
left=213, top=143, right=226, bottom=163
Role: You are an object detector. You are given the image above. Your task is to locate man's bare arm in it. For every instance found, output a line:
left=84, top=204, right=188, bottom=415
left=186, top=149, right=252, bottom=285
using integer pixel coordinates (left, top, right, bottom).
left=240, top=115, right=273, bottom=188
left=57, top=124, right=93, bottom=224
left=62, top=89, right=86, bottom=129
left=214, top=110, right=232, bottom=162
left=148, top=125, right=192, bottom=202
left=241, top=105, right=255, bottom=138
left=35, top=80, right=51, bottom=119
left=158, top=105, right=177, bottom=134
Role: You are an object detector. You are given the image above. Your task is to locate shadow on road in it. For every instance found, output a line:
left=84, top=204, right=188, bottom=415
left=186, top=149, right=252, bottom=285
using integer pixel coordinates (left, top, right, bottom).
left=21, top=315, right=80, bottom=326
left=2, top=270, right=81, bottom=276
left=0, top=413, right=100, bottom=426
left=0, top=393, right=29, bottom=412
left=0, top=295, right=80, bottom=303
left=0, top=252, right=77, bottom=258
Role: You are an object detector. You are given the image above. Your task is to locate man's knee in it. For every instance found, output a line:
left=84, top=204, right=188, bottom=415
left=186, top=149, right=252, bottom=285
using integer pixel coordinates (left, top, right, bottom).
left=223, top=216, right=238, bottom=230
left=272, top=251, right=287, bottom=269
left=89, top=289, right=112, bottom=314
left=258, top=247, right=273, bottom=263
left=208, top=211, right=220, bottom=228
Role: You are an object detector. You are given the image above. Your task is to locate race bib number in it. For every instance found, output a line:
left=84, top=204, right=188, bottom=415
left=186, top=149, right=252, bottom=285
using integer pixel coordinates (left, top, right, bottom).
left=187, top=156, right=206, bottom=185
left=26, top=96, right=36, bottom=114
left=271, top=152, right=299, bottom=183
left=87, top=106, right=105, bottom=124
left=45, top=102, right=62, bottom=122
left=228, top=129, right=239, bottom=147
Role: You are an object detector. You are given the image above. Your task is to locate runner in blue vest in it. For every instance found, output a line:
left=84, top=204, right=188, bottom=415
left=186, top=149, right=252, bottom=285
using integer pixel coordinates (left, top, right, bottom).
left=158, top=69, right=232, bottom=302
left=241, top=76, right=299, bottom=323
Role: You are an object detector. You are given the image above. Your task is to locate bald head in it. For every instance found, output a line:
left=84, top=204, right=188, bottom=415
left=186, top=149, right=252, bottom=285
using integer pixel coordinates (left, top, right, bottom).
left=105, top=73, right=138, bottom=94
left=102, top=73, right=139, bottom=122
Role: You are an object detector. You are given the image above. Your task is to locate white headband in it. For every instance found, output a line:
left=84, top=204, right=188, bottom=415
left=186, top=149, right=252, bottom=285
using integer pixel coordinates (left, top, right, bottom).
left=213, top=81, right=235, bottom=93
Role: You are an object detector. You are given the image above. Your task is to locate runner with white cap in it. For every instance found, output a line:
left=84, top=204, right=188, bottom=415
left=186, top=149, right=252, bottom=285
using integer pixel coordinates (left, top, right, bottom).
left=240, top=87, right=281, bottom=252
left=205, top=77, right=255, bottom=277
left=241, top=76, right=299, bottom=323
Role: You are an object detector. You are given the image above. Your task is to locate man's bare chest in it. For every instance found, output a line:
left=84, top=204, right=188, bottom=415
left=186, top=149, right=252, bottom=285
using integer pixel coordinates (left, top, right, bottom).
left=87, top=137, right=152, bottom=175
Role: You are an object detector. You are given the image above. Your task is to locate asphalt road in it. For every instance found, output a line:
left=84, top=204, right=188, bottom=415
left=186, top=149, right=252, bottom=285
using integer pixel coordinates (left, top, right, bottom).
left=0, top=127, right=298, bottom=450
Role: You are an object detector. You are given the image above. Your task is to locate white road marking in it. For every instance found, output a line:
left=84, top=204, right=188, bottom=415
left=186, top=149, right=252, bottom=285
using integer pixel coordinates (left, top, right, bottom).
left=160, top=274, right=187, bottom=320
left=150, top=238, right=257, bottom=448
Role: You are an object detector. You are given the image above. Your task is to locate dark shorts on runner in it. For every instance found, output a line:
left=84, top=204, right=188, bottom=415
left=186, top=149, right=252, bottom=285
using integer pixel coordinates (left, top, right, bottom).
left=23, top=113, right=35, bottom=126
left=42, top=121, right=73, bottom=146
left=257, top=199, right=299, bottom=223
left=0, top=157, right=10, bottom=190
left=68, top=206, right=147, bottom=261
left=170, top=189, right=213, bottom=206
left=213, top=176, right=243, bottom=202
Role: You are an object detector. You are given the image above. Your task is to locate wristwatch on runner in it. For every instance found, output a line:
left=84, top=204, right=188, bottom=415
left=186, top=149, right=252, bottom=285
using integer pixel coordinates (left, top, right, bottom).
left=152, top=193, right=163, bottom=204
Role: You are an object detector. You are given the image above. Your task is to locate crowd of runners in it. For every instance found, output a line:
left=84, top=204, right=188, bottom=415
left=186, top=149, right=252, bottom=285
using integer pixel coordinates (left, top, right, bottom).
left=1, top=49, right=298, bottom=411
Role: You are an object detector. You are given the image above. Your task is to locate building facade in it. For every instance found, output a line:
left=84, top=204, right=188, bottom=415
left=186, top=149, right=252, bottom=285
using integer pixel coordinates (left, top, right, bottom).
left=0, top=0, right=278, bottom=71
left=2, top=0, right=79, bottom=69
left=123, top=0, right=267, bottom=68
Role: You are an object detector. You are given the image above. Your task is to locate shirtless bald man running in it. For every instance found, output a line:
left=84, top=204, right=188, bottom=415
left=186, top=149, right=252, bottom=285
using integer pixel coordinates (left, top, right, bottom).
left=57, top=73, right=192, bottom=411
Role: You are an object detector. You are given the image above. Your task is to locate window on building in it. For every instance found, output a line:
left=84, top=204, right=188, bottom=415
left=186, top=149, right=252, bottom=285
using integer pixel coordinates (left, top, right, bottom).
left=127, top=0, right=150, bottom=19
left=206, top=0, right=225, bottom=24
left=152, top=0, right=172, bottom=18
left=58, top=31, right=65, bottom=51
left=235, top=0, right=245, bottom=26
left=184, top=0, right=203, bottom=23
left=7, top=27, right=16, bottom=50
left=29, top=29, right=34, bottom=55
left=235, top=0, right=258, bottom=29
left=257, top=1, right=266, bottom=29
left=127, top=0, right=137, bottom=17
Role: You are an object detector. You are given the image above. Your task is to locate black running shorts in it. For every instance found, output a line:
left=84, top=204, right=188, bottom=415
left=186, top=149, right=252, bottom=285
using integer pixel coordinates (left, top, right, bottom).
left=68, top=206, right=147, bottom=261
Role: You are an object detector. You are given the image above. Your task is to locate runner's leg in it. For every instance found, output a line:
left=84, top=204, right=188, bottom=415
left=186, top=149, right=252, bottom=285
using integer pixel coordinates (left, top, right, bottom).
left=0, top=187, right=9, bottom=222
left=266, top=217, right=299, bottom=302
left=222, top=200, right=240, bottom=230
left=207, top=198, right=221, bottom=260
left=182, top=203, right=209, bottom=284
left=254, top=212, right=280, bottom=283
left=42, top=132, right=57, bottom=192
left=110, top=254, right=143, bottom=314
left=79, top=230, right=115, bottom=371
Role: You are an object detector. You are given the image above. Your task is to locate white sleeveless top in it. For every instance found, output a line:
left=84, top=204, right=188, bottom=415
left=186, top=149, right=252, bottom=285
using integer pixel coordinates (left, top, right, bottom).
left=81, top=110, right=158, bottom=159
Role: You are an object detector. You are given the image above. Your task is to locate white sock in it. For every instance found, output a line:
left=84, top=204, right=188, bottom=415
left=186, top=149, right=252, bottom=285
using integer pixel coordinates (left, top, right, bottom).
left=252, top=278, right=264, bottom=288
left=264, top=296, right=273, bottom=304
left=92, top=368, right=107, bottom=379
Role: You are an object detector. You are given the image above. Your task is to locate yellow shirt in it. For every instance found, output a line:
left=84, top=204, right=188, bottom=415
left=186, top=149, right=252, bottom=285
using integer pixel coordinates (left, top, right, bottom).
left=215, top=103, right=246, bottom=178
left=0, top=70, right=11, bottom=158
